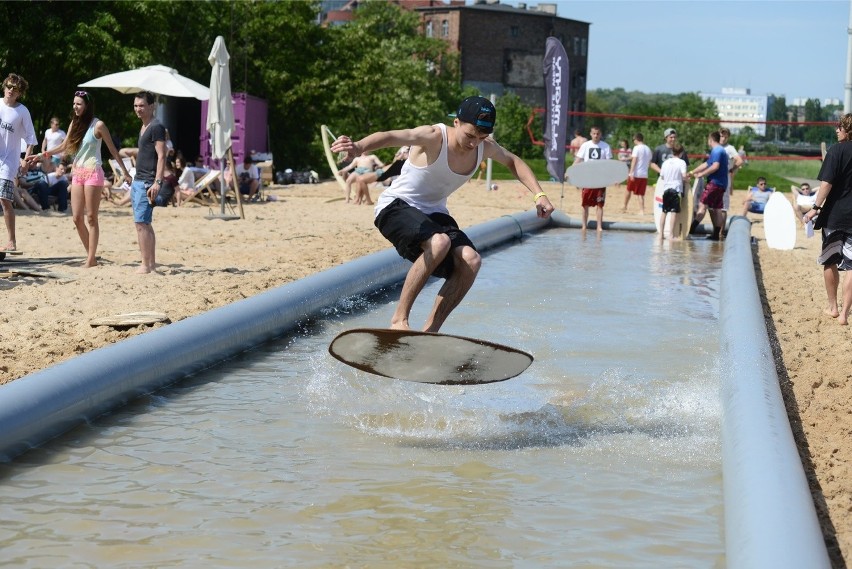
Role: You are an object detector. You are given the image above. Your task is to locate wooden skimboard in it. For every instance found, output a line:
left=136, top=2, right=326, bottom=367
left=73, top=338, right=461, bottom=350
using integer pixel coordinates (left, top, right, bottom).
left=329, top=328, right=533, bottom=385
left=763, top=192, right=797, bottom=250
left=320, top=124, right=347, bottom=192
left=678, top=178, right=700, bottom=240
left=90, top=311, right=170, bottom=328
left=565, top=160, right=628, bottom=188
left=0, top=250, right=23, bottom=261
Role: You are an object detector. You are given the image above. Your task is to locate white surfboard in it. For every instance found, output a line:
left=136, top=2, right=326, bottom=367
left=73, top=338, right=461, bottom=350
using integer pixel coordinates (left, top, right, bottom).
left=763, top=192, right=797, bottom=250
left=565, top=160, right=628, bottom=188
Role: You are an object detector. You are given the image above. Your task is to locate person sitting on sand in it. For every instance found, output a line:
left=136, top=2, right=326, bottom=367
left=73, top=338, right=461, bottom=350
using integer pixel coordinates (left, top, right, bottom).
left=741, top=177, right=773, bottom=217
left=792, top=181, right=816, bottom=220
left=338, top=151, right=383, bottom=204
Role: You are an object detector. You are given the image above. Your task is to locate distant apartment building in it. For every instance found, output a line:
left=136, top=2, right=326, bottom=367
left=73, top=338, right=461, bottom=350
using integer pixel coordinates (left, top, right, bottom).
left=317, top=0, right=590, bottom=133
left=700, top=87, right=773, bottom=137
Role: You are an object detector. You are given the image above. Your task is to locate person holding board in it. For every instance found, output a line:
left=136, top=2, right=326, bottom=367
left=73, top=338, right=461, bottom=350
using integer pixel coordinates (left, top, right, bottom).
left=331, top=96, right=554, bottom=333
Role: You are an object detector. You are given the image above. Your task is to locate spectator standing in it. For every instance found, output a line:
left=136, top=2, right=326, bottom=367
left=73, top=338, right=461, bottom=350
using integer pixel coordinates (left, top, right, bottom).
left=650, top=127, right=690, bottom=174
left=657, top=143, right=688, bottom=239
left=41, top=117, right=66, bottom=172
left=623, top=132, right=652, bottom=215
left=688, top=131, right=728, bottom=241
left=803, top=114, right=852, bottom=324
left=37, top=90, right=131, bottom=267
left=130, top=91, right=166, bottom=274
left=719, top=127, right=744, bottom=235
left=0, top=73, right=37, bottom=252
left=575, top=126, right=612, bottom=239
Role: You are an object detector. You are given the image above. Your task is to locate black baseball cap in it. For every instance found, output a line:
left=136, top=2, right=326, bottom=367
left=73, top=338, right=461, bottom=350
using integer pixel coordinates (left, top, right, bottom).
left=451, top=96, right=496, bottom=133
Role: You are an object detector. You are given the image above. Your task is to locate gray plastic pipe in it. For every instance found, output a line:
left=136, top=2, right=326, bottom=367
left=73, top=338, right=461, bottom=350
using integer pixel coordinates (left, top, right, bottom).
left=0, top=210, right=548, bottom=461
left=720, top=216, right=830, bottom=568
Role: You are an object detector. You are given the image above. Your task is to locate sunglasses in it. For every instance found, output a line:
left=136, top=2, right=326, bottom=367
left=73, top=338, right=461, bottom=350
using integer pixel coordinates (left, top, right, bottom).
left=74, top=90, right=90, bottom=99
left=3, top=84, right=19, bottom=91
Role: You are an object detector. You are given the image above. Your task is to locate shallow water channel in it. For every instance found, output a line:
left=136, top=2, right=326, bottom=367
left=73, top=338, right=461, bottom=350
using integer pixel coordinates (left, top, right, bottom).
left=0, top=229, right=726, bottom=568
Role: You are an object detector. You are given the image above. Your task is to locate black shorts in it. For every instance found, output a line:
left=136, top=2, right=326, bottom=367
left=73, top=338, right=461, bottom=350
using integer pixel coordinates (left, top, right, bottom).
left=374, top=198, right=476, bottom=279
left=662, top=188, right=681, bottom=213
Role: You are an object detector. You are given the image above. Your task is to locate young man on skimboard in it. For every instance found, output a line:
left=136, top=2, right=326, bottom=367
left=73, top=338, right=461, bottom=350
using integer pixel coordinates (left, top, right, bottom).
left=331, top=96, right=554, bottom=332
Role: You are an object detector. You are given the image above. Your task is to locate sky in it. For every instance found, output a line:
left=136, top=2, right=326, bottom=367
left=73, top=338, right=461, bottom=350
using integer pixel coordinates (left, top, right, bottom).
left=499, top=0, right=849, bottom=102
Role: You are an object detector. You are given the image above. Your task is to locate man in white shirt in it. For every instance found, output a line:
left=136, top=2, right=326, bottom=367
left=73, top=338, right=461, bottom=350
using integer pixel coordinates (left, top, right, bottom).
left=0, top=73, right=37, bottom=251
left=623, top=132, right=652, bottom=215
left=575, top=126, right=612, bottom=238
left=235, top=156, right=260, bottom=201
left=657, top=144, right=688, bottom=239
left=41, top=116, right=66, bottom=172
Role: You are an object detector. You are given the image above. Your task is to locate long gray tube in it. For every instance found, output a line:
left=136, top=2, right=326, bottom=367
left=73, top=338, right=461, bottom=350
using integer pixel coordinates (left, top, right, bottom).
left=0, top=210, right=548, bottom=461
left=0, top=210, right=832, bottom=565
left=720, top=216, right=830, bottom=568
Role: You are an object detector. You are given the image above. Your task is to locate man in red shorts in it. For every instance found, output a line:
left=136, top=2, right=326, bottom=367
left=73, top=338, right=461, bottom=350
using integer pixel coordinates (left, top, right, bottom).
left=623, top=132, right=652, bottom=214
left=575, top=126, right=612, bottom=238
left=688, top=131, right=729, bottom=240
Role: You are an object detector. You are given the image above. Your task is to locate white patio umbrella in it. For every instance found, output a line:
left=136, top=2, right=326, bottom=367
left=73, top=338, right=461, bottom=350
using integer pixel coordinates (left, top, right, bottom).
left=206, top=36, right=242, bottom=219
left=78, top=64, right=210, bottom=100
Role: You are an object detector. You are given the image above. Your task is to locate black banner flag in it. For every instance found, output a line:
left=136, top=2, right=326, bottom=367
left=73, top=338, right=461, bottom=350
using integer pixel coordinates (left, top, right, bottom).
left=543, top=37, right=570, bottom=182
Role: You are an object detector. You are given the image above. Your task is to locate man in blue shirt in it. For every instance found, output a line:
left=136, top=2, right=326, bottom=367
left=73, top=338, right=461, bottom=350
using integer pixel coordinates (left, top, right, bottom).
left=688, top=131, right=729, bottom=240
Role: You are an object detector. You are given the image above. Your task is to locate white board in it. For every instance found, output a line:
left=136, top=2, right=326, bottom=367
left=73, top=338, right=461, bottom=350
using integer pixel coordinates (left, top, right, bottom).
left=763, top=192, right=797, bottom=250
left=565, top=160, right=628, bottom=188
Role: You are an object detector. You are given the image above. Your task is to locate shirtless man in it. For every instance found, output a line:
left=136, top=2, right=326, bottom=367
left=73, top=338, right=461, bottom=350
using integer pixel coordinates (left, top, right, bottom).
left=338, top=151, right=383, bottom=203
left=331, top=96, right=554, bottom=332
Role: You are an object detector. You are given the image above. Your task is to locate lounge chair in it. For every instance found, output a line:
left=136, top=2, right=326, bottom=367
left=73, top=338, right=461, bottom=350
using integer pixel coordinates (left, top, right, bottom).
left=179, top=169, right=221, bottom=206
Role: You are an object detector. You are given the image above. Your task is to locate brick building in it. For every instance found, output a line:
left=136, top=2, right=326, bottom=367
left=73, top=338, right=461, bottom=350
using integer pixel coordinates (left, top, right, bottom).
left=417, top=1, right=589, bottom=132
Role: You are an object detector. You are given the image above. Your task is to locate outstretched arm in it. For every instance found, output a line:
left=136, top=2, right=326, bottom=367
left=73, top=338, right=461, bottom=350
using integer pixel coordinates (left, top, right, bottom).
left=331, top=125, right=440, bottom=162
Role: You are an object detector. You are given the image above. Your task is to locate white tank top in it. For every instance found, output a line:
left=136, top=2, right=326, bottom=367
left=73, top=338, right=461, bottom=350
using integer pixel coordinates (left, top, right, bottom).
left=374, top=123, right=484, bottom=218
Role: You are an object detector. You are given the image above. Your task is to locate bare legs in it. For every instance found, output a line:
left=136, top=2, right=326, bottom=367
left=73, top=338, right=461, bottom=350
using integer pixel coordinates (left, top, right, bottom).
left=390, top=233, right=481, bottom=332
left=1, top=198, right=15, bottom=250
left=135, top=222, right=156, bottom=274
left=581, top=205, right=603, bottom=239
left=71, top=184, right=103, bottom=267
left=822, top=264, right=852, bottom=324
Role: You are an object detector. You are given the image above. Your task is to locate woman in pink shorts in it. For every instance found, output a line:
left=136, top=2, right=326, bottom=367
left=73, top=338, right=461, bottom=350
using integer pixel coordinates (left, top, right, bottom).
left=36, top=91, right=131, bottom=267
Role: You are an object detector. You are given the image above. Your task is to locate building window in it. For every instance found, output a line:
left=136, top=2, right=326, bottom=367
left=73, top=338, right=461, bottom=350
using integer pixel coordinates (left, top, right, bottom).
left=426, top=21, right=433, bottom=38
left=442, top=20, right=449, bottom=38
left=573, top=37, right=580, bottom=55
left=511, top=25, right=519, bottom=38
left=581, top=38, right=587, bottom=56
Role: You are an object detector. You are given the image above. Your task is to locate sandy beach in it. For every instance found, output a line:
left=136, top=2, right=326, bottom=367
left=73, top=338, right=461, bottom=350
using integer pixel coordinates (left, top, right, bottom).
left=0, top=178, right=848, bottom=564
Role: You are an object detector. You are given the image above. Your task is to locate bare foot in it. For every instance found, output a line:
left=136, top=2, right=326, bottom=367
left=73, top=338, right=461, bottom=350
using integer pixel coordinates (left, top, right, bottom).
left=135, top=265, right=156, bottom=274
left=2, top=242, right=15, bottom=252
left=83, top=260, right=98, bottom=268
left=389, top=320, right=410, bottom=331
left=839, top=315, right=849, bottom=325
left=824, top=307, right=840, bottom=318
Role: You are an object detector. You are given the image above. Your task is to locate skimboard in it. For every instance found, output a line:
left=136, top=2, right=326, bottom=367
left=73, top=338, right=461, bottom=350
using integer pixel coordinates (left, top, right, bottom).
left=328, top=328, right=533, bottom=385
left=320, top=124, right=347, bottom=192
left=0, top=250, right=23, bottom=261
left=763, top=191, right=797, bottom=250
left=565, top=160, right=628, bottom=188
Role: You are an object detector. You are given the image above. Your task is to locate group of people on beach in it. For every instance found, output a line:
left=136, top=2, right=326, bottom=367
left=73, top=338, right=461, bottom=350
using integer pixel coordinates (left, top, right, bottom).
left=1, top=73, right=169, bottom=274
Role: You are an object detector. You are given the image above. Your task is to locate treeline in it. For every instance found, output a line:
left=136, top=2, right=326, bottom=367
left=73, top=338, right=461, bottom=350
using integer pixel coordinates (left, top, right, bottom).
left=0, top=1, right=466, bottom=173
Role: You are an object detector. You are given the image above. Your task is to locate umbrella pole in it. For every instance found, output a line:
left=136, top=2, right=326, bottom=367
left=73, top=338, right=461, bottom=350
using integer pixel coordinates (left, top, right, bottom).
left=226, top=148, right=245, bottom=219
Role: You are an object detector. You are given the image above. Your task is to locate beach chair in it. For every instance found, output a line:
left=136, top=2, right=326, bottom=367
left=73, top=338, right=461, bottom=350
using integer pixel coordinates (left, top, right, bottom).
left=106, top=158, right=134, bottom=202
left=180, top=169, right=220, bottom=206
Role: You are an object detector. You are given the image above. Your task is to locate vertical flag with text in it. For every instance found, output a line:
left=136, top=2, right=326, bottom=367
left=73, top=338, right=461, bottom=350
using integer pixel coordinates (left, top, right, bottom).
left=543, top=37, right=570, bottom=181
